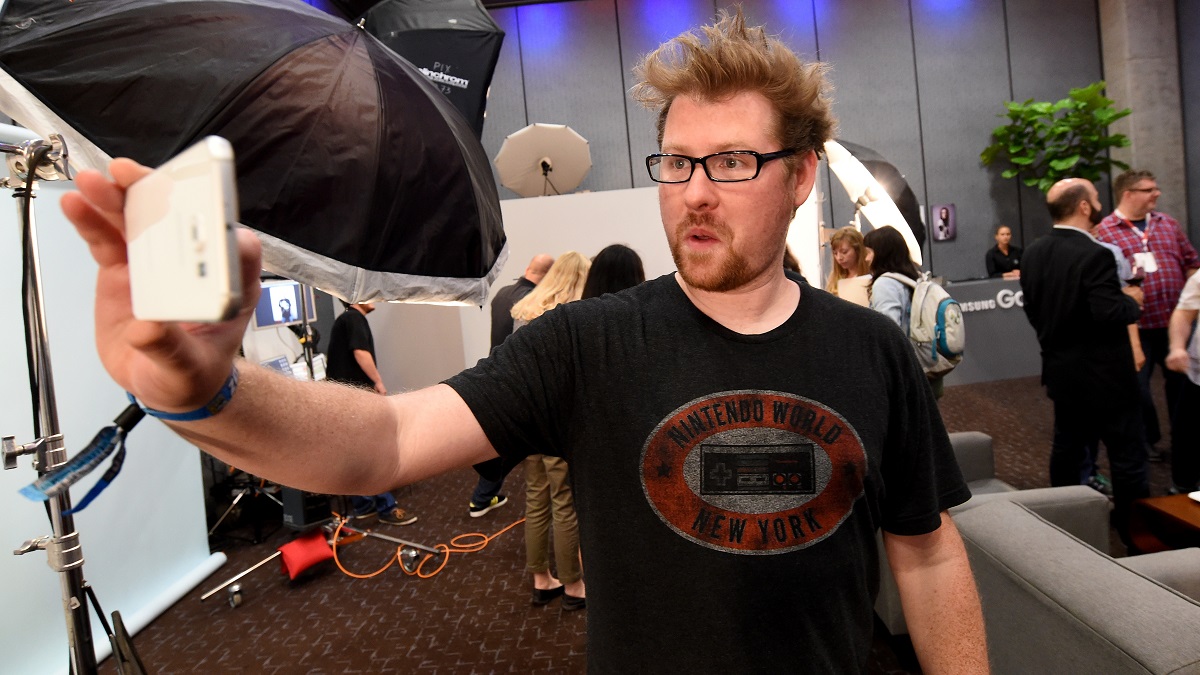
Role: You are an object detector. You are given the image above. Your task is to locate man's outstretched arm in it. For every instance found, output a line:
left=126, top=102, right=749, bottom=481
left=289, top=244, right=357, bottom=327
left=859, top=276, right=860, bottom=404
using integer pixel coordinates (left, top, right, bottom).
left=62, top=159, right=497, bottom=494
left=884, top=512, right=989, bottom=674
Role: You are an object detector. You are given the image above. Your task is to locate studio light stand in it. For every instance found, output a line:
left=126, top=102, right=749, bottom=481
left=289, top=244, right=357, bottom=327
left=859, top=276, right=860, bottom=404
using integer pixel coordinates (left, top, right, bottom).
left=1, top=133, right=111, bottom=675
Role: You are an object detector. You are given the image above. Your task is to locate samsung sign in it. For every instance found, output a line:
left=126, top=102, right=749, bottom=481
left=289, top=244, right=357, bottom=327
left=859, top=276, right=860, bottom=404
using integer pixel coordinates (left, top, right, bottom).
left=959, top=288, right=1023, bottom=313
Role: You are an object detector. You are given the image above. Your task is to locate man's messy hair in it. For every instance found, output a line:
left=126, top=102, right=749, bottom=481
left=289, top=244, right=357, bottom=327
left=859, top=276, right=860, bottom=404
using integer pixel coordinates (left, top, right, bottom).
left=630, top=7, right=836, bottom=165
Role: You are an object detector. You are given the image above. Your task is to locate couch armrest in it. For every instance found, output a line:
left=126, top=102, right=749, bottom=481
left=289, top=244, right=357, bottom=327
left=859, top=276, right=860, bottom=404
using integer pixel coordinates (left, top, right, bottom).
left=949, top=431, right=994, bottom=483
left=951, top=485, right=1111, bottom=551
left=956, top=500, right=1200, bottom=675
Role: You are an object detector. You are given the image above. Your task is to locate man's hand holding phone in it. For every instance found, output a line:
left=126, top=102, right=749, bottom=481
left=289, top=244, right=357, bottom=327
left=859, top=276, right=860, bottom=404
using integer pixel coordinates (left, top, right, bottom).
left=61, top=155, right=263, bottom=417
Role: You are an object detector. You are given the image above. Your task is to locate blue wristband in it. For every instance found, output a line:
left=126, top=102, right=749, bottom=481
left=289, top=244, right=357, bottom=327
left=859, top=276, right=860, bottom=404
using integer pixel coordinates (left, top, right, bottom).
left=127, top=367, right=239, bottom=422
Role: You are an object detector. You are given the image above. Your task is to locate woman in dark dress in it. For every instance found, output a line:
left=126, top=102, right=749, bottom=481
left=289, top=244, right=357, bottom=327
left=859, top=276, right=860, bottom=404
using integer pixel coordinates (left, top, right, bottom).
left=985, top=224, right=1021, bottom=279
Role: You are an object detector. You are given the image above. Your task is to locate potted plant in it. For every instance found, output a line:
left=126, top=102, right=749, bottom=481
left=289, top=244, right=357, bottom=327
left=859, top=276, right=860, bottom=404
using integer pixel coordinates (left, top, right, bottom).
left=980, top=81, right=1131, bottom=192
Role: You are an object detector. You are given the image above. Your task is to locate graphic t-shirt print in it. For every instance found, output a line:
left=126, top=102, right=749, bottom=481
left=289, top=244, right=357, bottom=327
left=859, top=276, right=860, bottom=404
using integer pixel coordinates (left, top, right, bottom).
left=641, top=390, right=867, bottom=554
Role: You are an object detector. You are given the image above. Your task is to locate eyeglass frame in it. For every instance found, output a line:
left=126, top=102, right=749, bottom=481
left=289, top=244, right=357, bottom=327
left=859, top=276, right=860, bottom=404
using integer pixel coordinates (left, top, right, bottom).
left=645, top=148, right=796, bottom=184
left=1126, top=186, right=1161, bottom=193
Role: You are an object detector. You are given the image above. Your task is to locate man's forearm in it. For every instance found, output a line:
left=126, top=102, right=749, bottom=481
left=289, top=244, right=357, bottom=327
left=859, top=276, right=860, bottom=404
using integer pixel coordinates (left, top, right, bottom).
left=169, top=363, right=403, bottom=494
left=885, top=513, right=989, bottom=674
left=353, top=349, right=385, bottom=388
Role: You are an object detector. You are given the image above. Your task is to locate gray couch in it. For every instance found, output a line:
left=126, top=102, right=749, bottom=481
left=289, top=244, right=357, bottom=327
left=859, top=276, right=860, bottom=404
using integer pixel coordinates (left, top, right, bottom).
left=876, top=431, right=1200, bottom=674
left=875, top=431, right=1112, bottom=636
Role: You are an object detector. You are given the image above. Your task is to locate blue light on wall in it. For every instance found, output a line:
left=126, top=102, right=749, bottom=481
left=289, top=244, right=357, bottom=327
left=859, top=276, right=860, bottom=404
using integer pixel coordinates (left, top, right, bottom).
left=916, top=0, right=975, bottom=14
left=519, top=3, right=569, bottom=57
left=772, top=0, right=813, bottom=29
left=636, top=0, right=698, bottom=44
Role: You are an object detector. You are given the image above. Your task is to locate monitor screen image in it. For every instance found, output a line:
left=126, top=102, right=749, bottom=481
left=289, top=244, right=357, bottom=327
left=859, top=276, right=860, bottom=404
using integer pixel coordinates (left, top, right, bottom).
left=253, top=279, right=316, bottom=330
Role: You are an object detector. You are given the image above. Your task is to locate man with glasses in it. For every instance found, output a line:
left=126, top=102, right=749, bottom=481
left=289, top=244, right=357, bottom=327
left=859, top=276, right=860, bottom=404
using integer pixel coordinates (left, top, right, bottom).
left=61, top=9, right=985, bottom=673
left=1096, top=170, right=1199, bottom=470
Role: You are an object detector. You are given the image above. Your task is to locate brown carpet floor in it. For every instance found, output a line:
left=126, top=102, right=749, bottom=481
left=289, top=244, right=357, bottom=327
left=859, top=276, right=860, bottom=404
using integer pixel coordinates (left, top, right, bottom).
left=97, top=374, right=1175, bottom=674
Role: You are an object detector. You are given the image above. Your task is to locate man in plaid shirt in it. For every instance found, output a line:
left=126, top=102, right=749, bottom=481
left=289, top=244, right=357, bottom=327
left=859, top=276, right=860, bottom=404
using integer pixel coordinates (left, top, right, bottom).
left=1096, top=169, right=1199, bottom=462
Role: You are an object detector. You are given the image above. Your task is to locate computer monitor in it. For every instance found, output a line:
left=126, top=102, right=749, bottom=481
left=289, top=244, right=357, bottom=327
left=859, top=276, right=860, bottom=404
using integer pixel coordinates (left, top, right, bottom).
left=253, top=279, right=317, bottom=330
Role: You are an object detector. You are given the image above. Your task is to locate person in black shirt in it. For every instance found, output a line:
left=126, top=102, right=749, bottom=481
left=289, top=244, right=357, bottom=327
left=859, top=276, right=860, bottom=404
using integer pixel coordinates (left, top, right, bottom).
left=985, top=224, right=1022, bottom=279
left=327, top=301, right=418, bottom=526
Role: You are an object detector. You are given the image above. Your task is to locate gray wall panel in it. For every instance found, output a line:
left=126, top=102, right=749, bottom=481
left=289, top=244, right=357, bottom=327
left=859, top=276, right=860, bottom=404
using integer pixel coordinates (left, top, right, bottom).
left=480, top=7, right=528, bottom=201
left=616, top=0, right=715, bottom=189
left=912, top=0, right=1013, bottom=282
left=1004, top=0, right=1105, bottom=249
left=738, top=0, right=818, bottom=61
left=517, top=0, right=630, bottom=194
left=814, top=0, right=924, bottom=247
left=1180, top=0, right=1200, bottom=249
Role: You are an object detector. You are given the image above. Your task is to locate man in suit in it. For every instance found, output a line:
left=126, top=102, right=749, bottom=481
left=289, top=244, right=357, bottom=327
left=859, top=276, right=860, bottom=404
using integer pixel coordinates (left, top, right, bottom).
left=1021, top=178, right=1149, bottom=544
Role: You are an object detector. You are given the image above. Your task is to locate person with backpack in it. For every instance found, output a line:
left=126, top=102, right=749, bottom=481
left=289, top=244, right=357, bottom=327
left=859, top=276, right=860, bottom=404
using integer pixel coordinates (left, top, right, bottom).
left=864, top=226, right=963, bottom=398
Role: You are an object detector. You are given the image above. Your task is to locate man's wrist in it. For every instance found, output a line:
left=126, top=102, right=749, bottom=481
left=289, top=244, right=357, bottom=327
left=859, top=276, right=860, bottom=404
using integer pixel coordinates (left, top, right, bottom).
left=128, top=366, right=240, bottom=422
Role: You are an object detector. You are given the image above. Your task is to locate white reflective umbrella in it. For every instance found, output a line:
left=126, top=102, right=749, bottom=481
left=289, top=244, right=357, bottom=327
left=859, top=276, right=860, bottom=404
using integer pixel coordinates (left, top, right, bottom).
left=494, top=123, right=591, bottom=197
left=823, top=139, right=922, bottom=265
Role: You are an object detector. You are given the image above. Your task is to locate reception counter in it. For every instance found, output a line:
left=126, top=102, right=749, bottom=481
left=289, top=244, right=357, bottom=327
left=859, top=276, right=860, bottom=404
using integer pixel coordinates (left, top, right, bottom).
left=940, top=277, right=1042, bottom=387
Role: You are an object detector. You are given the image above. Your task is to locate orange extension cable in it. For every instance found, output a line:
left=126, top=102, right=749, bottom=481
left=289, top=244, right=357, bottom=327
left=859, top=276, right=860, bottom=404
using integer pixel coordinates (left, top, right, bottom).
left=329, top=513, right=526, bottom=580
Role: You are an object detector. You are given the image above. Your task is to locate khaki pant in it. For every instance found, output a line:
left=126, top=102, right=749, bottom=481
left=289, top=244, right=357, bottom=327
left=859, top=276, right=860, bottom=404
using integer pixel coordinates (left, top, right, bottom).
left=523, top=455, right=581, bottom=584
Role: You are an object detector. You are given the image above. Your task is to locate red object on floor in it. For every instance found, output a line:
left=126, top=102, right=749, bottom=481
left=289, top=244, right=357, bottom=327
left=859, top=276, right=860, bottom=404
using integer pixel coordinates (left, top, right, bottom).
left=278, top=529, right=334, bottom=580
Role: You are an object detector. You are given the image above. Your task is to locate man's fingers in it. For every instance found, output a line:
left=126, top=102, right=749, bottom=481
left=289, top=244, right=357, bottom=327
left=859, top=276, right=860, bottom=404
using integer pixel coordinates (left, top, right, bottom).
left=236, top=228, right=264, bottom=315
left=61, top=190, right=128, bottom=268
left=109, top=157, right=153, bottom=189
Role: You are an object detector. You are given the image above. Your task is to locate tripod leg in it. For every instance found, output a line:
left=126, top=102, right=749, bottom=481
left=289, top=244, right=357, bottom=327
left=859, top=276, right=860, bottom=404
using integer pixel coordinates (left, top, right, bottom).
left=208, top=488, right=248, bottom=536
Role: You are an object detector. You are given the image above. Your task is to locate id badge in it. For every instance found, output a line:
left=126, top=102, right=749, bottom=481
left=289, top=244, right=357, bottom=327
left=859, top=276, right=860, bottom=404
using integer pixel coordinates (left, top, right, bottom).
left=1133, top=251, right=1159, bottom=273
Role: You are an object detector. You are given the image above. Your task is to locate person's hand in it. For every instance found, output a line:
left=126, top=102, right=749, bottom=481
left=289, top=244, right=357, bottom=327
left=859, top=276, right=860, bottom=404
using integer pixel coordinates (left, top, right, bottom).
left=61, top=158, right=263, bottom=413
left=1167, top=348, right=1190, bottom=374
left=374, top=381, right=388, bottom=396
left=1133, top=344, right=1147, bottom=371
left=1122, top=285, right=1144, bottom=307
left=1002, top=270, right=1020, bottom=280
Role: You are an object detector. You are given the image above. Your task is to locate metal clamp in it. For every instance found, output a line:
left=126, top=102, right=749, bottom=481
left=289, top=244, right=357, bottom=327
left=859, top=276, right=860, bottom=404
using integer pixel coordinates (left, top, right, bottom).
left=0, top=133, right=72, bottom=189
left=3, top=433, right=63, bottom=470
left=14, top=531, right=85, bottom=571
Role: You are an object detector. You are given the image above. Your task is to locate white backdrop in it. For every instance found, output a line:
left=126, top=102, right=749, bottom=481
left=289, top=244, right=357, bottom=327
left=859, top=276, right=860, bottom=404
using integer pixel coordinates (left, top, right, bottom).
left=0, top=158, right=224, bottom=673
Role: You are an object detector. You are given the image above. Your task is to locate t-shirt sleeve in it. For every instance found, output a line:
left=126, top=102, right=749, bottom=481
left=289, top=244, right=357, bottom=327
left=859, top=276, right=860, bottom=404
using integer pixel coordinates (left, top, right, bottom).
left=346, top=314, right=373, bottom=352
left=444, top=305, right=577, bottom=472
left=877, top=331, right=972, bottom=536
left=1177, top=272, right=1200, bottom=311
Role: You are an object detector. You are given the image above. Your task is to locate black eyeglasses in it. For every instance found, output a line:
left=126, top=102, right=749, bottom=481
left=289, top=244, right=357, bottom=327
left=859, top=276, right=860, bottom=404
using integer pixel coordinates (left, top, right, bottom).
left=645, top=149, right=795, bottom=183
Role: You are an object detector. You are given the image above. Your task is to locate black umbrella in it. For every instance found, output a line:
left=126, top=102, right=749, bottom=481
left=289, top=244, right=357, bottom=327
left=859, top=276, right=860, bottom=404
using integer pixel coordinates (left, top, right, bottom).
left=361, top=0, right=504, bottom=139
left=0, top=0, right=506, bottom=305
left=837, top=140, right=926, bottom=248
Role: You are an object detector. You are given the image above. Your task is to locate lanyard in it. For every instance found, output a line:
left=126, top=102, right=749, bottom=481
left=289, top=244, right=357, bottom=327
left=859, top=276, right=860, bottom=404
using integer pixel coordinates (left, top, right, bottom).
left=1119, top=215, right=1151, bottom=252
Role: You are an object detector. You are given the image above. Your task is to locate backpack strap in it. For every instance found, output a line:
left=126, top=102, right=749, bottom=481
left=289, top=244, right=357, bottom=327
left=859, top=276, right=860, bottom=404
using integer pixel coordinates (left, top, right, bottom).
left=879, top=272, right=917, bottom=289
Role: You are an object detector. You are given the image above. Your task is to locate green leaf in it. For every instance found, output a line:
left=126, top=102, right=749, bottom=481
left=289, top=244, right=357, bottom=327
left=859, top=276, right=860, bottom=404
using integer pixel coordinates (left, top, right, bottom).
left=1002, top=168, right=1020, bottom=179
left=1049, top=155, right=1080, bottom=171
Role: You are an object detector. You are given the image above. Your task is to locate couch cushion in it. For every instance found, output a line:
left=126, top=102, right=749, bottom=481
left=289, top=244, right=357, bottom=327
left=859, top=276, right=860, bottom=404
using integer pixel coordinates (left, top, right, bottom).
left=1119, top=548, right=1200, bottom=603
left=956, top=500, right=1200, bottom=675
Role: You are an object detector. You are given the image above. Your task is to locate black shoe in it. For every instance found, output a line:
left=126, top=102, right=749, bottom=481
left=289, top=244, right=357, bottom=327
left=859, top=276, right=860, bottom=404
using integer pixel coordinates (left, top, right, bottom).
left=562, top=592, right=586, bottom=611
left=469, top=495, right=508, bottom=518
left=531, top=585, right=564, bottom=606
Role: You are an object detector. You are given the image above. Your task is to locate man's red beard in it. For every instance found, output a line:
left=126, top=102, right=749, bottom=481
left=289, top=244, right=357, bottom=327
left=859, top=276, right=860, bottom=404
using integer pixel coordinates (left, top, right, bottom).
left=669, top=213, right=754, bottom=292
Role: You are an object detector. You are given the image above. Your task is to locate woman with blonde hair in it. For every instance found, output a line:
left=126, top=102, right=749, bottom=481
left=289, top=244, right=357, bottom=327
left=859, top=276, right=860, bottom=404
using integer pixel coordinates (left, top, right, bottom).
left=510, top=251, right=590, bottom=609
left=824, top=226, right=871, bottom=296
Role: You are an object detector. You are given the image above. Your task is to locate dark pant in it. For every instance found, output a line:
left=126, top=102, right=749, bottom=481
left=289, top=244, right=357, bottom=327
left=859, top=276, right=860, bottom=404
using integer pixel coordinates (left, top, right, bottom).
left=1051, top=396, right=1149, bottom=544
left=1171, top=378, right=1200, bottom=491
left=470, top=457, right=509, bottom=505
left=1138, top=328, right=1187, bottom=445
left=351, top=492, right=396, bottom=516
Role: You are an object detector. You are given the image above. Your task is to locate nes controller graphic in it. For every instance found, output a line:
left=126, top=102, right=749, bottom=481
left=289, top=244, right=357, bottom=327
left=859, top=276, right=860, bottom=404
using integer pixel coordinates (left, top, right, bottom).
left=700, top=443, right=816, bottom=495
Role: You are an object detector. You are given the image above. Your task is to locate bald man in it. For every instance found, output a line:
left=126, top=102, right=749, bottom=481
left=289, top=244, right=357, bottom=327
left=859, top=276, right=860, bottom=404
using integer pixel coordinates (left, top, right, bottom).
left=489, top=254, right=553, bottom=350
left=470, top=253, right=555, bottom=517
left=1020, top=178, right=1149, bottom=546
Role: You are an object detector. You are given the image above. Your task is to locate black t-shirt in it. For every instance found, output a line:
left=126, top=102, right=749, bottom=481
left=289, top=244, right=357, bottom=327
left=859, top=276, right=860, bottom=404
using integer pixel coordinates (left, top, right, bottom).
left=446, top=275, right=969, bottom=674
left=325, top=308, right=375, bottom=388
left=985, top=244, right=1022, bottom=277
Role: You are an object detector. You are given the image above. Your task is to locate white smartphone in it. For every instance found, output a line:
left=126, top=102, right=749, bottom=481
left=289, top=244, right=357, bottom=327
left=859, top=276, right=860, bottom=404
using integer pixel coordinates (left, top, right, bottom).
left=124, top=136, right=242, bottom=322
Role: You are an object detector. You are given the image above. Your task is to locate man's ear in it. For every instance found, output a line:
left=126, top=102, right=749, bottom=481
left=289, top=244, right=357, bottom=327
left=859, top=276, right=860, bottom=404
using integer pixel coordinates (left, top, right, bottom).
left=793, top=150, right=819, bottom=207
